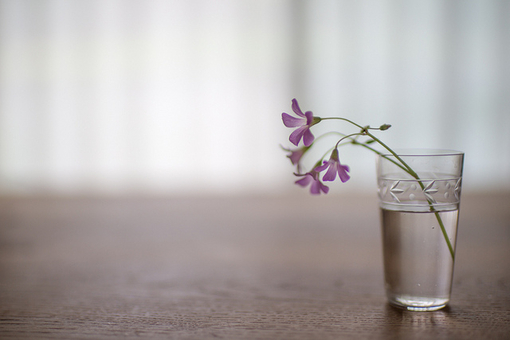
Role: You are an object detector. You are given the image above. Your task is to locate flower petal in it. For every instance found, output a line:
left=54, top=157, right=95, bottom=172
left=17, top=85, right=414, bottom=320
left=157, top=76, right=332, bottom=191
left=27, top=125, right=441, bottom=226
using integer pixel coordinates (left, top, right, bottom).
left=295, top=174, right=312, bottom=187
left=282, top=113, right=305, bottom=128
left=310, top=179, right=321, bottom=194
left=305, top=111, right=314, bottom=125
left=302, top=128, right=314, bottom=146
left=322, top=163, right=337, bottom=181
left=288, top=150, right=303, bottom=165
left=314, top=162, right=329, bottom=173
left=311, top=179, right=329, bottom=194
left=338, top=164, right=350, bottom=183
left=291, top=98, right=305, bottom=117
left=289, top=126, right=307, bottom=146
left=320, top=182, right=330, bottom=194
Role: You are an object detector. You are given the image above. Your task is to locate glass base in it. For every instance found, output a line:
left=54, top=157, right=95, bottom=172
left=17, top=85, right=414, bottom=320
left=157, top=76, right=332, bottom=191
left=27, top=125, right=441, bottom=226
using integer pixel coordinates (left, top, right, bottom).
left=388, top=295, right=449, bottom=311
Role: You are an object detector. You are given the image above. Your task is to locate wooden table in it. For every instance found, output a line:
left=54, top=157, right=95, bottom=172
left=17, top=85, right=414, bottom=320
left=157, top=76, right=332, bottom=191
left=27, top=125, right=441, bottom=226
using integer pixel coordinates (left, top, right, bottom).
left=1, top=193, right=509, bottom=339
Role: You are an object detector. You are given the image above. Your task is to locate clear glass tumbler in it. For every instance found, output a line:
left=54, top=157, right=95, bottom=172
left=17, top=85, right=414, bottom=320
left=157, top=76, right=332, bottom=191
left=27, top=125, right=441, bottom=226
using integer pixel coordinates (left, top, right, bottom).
left=377, top=149, right=464, bottom=311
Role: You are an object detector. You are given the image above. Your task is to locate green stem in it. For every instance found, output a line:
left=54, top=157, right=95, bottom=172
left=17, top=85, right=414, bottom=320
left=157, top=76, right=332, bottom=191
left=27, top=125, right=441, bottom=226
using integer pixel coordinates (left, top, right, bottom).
left=320, top=117, right=364, bottom=129
left=364, top=131, right=455, bottom=261
left=313, top=131, right=346, bottom=142
left=350, top=140, right=409, bottom=173
left=335, top=133, right=364, bottom=149
left=364, top=132, right=418, bottom=178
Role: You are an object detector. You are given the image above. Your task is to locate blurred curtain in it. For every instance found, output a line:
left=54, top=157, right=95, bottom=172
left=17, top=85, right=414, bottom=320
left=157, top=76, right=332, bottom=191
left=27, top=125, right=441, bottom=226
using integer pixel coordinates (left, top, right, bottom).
left=295, top=0, right=510, bottom=193
left=0, top=0, right=509, bottom=195
left=0, top=0, right=294, bottom=194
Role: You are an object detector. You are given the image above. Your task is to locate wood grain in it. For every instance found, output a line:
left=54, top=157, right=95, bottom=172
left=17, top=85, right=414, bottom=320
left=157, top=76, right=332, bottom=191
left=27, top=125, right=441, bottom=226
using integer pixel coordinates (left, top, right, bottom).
left=0, top=194, right=509, bottom=339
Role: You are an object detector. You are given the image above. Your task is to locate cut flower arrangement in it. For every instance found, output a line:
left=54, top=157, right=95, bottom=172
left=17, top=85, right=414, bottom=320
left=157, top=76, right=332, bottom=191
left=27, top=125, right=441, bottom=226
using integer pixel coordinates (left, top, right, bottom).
left=281, top=98, right=390, bottom=196
left=280, top=98, right=464, bottom=311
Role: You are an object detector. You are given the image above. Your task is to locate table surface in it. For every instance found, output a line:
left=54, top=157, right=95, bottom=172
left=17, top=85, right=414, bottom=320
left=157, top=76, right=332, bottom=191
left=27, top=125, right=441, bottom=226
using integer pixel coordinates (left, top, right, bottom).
left=0, top=193, right=509, bottom=339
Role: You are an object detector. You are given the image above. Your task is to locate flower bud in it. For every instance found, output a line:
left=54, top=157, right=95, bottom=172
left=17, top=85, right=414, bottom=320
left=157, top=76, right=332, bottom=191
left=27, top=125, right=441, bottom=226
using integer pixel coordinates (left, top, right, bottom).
left=379, top=124, right=391, bottom=131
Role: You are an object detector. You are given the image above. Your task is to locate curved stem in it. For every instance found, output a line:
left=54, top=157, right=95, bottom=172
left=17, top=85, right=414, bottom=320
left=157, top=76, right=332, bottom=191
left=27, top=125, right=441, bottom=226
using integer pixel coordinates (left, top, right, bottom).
left=313, top=131, right=346, bottom=142
left=335, top=133, right=364, bottom=149
left=364, top=132, right=417, bottom=178
left=350, top=140, right=409, bottom=173
left=319, top=117, right=364, bottom=129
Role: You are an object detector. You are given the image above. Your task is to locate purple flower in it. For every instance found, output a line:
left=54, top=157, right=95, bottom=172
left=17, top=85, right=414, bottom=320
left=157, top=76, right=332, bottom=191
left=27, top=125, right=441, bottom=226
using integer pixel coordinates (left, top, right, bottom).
left=282, top=99, right=317, bottom=147
left=316, top=148, right=350, bottom=183
left=295, top=169, right=329, bottom=195
left=281, top=145, right=310, bottom=172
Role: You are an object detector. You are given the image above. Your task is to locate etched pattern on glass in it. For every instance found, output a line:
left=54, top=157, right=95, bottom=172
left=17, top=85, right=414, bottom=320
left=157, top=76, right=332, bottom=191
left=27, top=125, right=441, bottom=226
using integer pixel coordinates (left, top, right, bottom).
left=378, top=178, right=461, bottom=210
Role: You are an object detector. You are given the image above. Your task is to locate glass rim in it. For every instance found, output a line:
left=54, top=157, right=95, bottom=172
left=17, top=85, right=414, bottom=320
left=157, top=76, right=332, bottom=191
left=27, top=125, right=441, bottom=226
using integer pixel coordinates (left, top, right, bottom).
left=379, top=148, right=464, bottom=157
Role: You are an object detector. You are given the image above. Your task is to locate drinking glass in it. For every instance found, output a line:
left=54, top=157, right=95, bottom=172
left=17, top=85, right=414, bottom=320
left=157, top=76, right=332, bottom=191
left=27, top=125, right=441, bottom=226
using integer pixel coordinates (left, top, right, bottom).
left=377, top=149, right=464, bottom=311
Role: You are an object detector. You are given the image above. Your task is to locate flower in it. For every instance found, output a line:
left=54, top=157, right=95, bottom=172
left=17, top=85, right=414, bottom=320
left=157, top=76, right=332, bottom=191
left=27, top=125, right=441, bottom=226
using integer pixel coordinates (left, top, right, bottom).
left=282, top=98, right=318, bottom=146
left=316, top=148, right=350, bottom=183
left=281, top=145, right=310, bottom=172
left=295, top=169, right=329, bottom=195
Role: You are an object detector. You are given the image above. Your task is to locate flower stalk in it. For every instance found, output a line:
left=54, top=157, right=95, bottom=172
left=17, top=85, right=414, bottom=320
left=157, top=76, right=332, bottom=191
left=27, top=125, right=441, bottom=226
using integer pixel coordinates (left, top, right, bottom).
left=281, top=98, right=455, bottom=260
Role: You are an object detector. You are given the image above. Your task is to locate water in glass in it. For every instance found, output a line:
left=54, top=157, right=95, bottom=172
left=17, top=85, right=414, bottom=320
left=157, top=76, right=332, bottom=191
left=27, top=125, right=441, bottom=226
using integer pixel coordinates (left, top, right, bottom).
left=381, top=208, right=459, bottom=311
